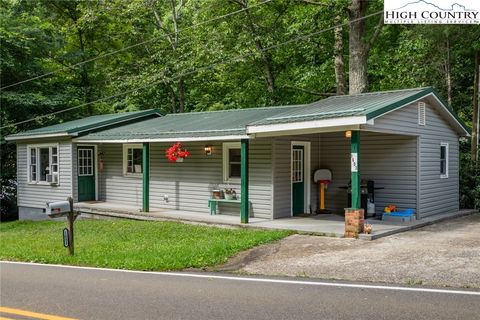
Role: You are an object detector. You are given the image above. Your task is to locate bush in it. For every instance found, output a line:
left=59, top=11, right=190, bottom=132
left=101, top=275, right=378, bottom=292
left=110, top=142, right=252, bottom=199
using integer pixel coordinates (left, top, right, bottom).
left=0, top=142, right=18, bottom=221
left=459, top=152, right=480, bottom=209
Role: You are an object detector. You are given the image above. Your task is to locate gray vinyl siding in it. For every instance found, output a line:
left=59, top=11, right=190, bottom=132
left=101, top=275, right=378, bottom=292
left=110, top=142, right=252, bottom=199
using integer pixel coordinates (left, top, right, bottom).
left=368, top=100, right=460, bottom=218
left=72, top=143, right=78, bottom=202
left=97, top=139, right=273, bottom=218
left=16, top=140, right=73, bottom=210
left=272, top=134, right=320, bottom=218
left=98, top=144, right=142, bottom=206
left=318, top=132, right=417, bottom=216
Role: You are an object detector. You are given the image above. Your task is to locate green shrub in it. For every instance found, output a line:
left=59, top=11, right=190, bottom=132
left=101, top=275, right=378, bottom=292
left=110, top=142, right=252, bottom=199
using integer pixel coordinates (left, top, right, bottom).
left=459, top=152, right=480, bottom=209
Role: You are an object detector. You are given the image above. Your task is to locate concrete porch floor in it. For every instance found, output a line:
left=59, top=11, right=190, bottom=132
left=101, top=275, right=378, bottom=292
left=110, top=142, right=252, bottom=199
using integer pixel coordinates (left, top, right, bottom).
left=74, top=201, right=477, bottom=240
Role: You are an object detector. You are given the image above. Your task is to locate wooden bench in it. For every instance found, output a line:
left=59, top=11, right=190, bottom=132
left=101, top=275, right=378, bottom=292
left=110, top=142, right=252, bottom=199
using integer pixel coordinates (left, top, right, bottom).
left=208, top=198, right=243, bottom=215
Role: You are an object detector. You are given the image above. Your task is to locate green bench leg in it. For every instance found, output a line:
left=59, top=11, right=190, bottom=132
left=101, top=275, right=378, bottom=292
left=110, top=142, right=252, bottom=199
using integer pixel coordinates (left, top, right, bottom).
left=208, top=200, right=217, bottom=215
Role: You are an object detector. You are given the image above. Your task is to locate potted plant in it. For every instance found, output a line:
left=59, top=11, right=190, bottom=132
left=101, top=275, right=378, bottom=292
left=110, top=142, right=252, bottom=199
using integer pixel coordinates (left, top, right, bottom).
left=224, top=188, right=236, bottom=200
left=166, top=142, right=191, bottom=163
left=212, top=189, right=222, bottom=199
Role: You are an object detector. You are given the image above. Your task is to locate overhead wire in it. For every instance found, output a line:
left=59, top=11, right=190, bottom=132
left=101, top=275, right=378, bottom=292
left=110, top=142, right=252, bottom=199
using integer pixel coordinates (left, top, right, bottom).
left=0, top=0, right=272, bottom=91
left=0, top=10, right=383, bottom=130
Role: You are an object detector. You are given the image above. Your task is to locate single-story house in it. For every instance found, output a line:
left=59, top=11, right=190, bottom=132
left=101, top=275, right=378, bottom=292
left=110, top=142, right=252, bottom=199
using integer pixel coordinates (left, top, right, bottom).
left=5, top=87, right=470, bottom=223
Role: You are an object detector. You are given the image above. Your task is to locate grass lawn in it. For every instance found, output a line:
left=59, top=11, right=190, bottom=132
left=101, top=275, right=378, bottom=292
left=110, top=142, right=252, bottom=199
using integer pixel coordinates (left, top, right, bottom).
left=0, top=220, right=290, bottom=271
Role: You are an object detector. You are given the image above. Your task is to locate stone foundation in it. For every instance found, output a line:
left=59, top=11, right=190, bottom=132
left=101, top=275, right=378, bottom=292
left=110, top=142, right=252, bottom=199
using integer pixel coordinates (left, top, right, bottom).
left=344, top=208, right=365, bottom=238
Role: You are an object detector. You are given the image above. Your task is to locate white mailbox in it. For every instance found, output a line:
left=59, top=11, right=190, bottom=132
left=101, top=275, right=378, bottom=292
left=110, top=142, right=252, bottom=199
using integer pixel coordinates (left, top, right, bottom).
left=46, top=201, right=71, bottom=217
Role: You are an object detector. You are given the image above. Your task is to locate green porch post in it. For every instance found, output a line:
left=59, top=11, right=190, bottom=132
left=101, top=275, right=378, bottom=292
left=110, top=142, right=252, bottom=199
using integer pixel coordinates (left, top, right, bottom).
left=240, top=139, right=249, bottom=224
left=350, top=131, right=361, bottom=209
left=143, top=142, right=150, bottom=212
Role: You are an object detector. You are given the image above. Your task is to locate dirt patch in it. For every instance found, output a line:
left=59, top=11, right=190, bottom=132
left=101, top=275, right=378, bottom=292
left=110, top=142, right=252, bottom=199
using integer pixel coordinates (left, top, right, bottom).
left=219, top=214, right=480, bottom=288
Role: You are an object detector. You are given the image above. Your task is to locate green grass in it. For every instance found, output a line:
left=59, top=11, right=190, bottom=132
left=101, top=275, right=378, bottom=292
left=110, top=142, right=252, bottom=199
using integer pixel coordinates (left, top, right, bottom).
left=0, top=220, right=290, bottom=271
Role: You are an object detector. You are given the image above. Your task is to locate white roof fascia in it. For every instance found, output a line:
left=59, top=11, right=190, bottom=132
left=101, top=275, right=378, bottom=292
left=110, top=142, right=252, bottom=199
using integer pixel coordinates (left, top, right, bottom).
left=5, top=132, right=71, bottom=141
left=246, top=116, right=367, bottom=134
left=73, top=135, right=251, bottom=143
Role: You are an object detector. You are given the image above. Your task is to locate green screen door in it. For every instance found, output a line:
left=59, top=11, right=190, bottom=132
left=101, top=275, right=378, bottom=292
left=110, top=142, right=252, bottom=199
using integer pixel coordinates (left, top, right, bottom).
left=78, top=146, right=95, bottom=202
left=292, top=145, right=304, bottom=215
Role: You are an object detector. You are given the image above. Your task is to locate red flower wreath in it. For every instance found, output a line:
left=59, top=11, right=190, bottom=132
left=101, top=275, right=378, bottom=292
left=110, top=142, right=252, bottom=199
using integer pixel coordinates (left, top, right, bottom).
left=166, top=142, right=191, bottom=163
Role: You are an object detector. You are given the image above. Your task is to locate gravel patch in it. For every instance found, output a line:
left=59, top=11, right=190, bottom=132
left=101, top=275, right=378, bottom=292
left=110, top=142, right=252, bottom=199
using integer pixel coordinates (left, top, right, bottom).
left=218, top=214, right=480, bottom=288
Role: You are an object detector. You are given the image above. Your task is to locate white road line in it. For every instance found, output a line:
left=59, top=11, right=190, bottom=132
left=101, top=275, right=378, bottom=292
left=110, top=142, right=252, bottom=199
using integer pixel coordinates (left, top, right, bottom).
left=2, top=261, right=479, bottom=296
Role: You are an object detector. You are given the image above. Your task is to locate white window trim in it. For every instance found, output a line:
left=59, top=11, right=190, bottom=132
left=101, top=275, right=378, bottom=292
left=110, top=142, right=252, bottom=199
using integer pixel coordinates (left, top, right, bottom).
left=222, top=142, right=241, bottom=183
left=27, top=143, right=60, bottom=185
left=440, top=142, right=449, bottom=179
left=78, top=148, right=94, bottom=177
left=123, top=144, right=143, bottom=177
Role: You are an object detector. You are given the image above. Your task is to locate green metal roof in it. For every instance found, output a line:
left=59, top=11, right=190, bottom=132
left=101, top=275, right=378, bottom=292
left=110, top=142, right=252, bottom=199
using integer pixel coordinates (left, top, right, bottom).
left=12, top=87, right=469, bottom=142
left=6, top=109, right=162, bottom=140
left=248, top=87, right=470, bottom=135
left=76, top=106, right=304, bottom=141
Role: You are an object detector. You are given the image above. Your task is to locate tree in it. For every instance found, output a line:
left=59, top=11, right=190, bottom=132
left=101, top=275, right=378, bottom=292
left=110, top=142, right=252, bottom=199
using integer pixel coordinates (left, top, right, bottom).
left=472, top=51, right=479, bottom=163
left=347, top=0, right=383, bottom=94
left=230, top=0, right=277, bottom=104
left=148, top=0, right=187, bottom=113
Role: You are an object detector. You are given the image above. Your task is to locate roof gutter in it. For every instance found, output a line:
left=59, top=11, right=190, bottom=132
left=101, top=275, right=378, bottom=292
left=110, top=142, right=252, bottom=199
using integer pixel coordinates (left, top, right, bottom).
left=73, top=135, right=251, bottom=143
left=4, top=132, right=72, bottom=142
left=246, top=116, right=368, bottom=135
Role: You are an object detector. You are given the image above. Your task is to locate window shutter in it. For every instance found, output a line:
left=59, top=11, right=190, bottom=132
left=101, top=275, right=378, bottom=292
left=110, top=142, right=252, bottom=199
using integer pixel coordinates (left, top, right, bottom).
left=418, top=102, right=426, bottom=125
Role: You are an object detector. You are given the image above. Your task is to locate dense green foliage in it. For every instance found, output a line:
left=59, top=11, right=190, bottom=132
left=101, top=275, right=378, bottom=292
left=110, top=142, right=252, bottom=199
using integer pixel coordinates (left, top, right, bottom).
left=1, top=0, right=479, bottom=214
left=0, top=220, right=290, bottom=270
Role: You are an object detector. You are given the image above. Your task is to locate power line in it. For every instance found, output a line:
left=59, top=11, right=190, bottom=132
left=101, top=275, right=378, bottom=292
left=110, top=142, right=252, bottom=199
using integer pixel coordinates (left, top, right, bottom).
left=1, top=10, right=383, bottom=130
left=0, top=0, right=272, bottom=91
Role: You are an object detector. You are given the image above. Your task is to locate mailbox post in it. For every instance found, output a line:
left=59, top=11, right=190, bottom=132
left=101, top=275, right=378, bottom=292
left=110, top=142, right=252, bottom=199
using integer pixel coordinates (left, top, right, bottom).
left=67, top=197, right=75, bottom=255
left=46, top=197, right=79, bottom=256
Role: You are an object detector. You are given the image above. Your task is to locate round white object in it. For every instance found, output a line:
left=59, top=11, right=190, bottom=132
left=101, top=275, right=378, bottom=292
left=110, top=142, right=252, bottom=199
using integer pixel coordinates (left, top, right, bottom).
left=313, top=169, right=332, bottom=183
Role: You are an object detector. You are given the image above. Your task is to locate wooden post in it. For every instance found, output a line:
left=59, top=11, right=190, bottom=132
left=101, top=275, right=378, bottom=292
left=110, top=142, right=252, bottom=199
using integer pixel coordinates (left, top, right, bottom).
left=320, top=183, right=325, bottom=210
left=240, top=139, right=249, bottom=224
left=351, top=131, right=361, bottom=209
left=67, top=197, right=74, bottom=256
left=143, top=142, right=150, bottom=212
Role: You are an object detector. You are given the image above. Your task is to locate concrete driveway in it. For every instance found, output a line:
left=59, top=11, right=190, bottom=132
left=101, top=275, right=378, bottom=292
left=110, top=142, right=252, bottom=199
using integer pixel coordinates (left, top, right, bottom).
left=218, top=213, right=480, bottom=288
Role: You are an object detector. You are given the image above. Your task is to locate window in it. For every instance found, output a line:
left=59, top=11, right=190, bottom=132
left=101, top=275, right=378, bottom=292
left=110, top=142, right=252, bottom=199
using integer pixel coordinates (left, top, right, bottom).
left=223, top=142, right=241, bottom=182
left=123, top=144, right=143, bottom=176
left=440, top=143, right=449, bottom=178
left=28, top=144, right=59, bottom=184
left=78, top=148, right=93, bottom=176
left=292, top=148, right=303, bottom=183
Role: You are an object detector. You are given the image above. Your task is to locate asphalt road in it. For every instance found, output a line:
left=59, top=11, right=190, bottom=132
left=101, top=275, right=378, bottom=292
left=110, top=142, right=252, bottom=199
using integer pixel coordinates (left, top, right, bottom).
left=1, top=262, right=479, bottom=320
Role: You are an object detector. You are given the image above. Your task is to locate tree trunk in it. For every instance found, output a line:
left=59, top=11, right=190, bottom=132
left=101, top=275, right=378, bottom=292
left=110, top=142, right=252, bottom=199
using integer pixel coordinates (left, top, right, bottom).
left=347, top=0, right=383, bottom=94
left=348, top=0, right=368, bottom=94
left=169, top=89, right=177, bottom=114
left=150, top=0, right=187, bottom=112
left=177, top=78, right=185, bottom=113
left=472, top=51, right=479, bottom=163
left=76, top=27, right=93, bottom=115
left=445, top=35, right=452, bottom=106
left=334, top=15, right=346, bottom=95
left=235, top=0, right=276, bottom=103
